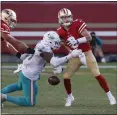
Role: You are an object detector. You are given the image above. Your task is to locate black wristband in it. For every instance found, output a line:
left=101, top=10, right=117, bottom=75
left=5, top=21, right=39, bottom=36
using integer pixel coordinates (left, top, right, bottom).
left=16, top=52, right=21, bottom=58
left=77, top=39, right=79, bottom=44
left=27, top=47, right=35, bottom=54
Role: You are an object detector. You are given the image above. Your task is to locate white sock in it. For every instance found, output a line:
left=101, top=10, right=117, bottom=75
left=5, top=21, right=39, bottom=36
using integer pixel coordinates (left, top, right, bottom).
left=106, top=91, right=113, bottom=98
left=2, top=94, right=7, bottom=99
left=68, top=93, right=73, bottom=97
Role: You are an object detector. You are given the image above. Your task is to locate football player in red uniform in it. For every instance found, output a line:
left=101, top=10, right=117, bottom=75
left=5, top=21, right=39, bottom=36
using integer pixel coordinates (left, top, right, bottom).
left=1, top=9, right=35, bottom=57
left=57, top=8, right=116, bottom=106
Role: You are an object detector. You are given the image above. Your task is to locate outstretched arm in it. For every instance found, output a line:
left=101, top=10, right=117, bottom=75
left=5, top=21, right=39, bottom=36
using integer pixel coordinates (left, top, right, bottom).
left=2, top=40, right=18, bottom=54
left=1, top=32, right=35, bottom=54
left=50, top=54, right=72, bottom=67
left=40, top=52, right=72, bottom=67
left=40, top=49, right=79, bottom=67
left=80, top=29, right=92, bottom=42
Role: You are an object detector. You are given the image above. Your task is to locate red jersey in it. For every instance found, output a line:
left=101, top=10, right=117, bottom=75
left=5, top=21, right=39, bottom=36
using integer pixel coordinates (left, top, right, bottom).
left=57, top=19, right=91, bottom=52
left=1, top=20, right=10, bottom=41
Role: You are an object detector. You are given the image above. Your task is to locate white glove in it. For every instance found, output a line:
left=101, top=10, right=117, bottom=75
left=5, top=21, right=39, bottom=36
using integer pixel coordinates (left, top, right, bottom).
left=70, top=49, right=82, bottom=57
left=53, top=66, right=63, bottom=74
left=67, top=36, right=78, bottom=49
left=70, top=49, right=87, bottom=65
left=79, top=52, right=87, bottom=65
left=14, top=64, right=22, bottom=73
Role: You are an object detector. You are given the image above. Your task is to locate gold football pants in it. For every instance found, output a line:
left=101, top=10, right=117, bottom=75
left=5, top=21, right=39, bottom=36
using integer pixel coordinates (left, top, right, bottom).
left=63, top=50, right=100, bottom=79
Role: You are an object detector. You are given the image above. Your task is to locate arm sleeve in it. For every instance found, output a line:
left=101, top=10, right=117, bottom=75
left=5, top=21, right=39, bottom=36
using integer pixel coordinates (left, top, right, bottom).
left=50, top=54, right=72, bottom=67
left=50, top=57, right=68, bottom=67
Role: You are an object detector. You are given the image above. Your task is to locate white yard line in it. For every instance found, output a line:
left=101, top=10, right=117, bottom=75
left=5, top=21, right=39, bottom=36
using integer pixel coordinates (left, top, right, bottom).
left=1, top=65, right=117, bottom=69
left=11, top=31, right=117, bottom=37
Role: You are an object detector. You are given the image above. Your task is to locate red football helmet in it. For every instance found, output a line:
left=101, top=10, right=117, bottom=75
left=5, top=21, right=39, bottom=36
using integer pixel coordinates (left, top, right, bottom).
left=58, top=8, right=73, bottom=27
left=2, top=9, right=17, bottom=28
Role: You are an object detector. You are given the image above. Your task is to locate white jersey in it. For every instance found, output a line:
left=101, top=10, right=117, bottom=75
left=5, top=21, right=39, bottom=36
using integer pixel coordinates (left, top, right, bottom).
left=21, top=40, right=53, bottom=81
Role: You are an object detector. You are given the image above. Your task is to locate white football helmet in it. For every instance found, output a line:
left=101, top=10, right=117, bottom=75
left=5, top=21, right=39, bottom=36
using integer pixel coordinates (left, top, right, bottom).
left=2, top=9, right=17, bottom=28
left=43, top=31, right=61, bottom=50
left=58, top=8, right=73, bottom=27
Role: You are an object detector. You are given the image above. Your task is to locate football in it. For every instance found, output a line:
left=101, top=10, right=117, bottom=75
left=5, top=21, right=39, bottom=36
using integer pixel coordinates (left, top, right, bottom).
left=48, top=76, right=60, bottom=85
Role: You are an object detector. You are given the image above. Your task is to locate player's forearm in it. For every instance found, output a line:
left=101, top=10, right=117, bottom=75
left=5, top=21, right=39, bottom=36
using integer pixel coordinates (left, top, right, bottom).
left=12, top=40, right=35, bottom=54
left=77, top=36, right=92, bottom=44
left=6, top=42, right=18, bottom=54
left=78, top=29, right=92, bottom=44
left=7, top=36, right=28, bottom=53
left=3, top=33, right=35, bottom=54
left=40, top=52, right=72, bottom=67
left=50, top=54, right=72, bottom=67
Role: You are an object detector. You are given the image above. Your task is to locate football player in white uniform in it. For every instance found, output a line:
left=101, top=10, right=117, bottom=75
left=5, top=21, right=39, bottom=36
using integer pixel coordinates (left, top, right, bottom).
left=1, top=31, right=86, bottom=106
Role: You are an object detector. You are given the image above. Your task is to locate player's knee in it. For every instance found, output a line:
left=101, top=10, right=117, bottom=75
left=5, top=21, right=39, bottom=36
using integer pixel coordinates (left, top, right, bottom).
left=63, top=73, right=72, bottom=79
left=18, top=85, right=22, bottom=90
left=18, top=83, right=22, bottom=90
left=91, top=69, right=100, bottom=77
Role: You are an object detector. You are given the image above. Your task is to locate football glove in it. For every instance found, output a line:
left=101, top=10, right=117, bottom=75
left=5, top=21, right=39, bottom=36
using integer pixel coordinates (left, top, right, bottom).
left=67, top=36, right=78, bottom=49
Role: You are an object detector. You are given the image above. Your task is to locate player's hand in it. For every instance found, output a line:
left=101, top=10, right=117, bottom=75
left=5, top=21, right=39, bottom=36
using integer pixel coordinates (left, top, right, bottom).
left=67, top=36, right=78, bottom=49
left=53, top=66, right=64, bottom=74
left=14, top=64, right=22, bottom=73
left=70, top=49, right=83, bottom=57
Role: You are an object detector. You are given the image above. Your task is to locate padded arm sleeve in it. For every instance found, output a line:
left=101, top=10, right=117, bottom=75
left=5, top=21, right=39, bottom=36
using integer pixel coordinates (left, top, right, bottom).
left=50, top=54, right=72, bottom=67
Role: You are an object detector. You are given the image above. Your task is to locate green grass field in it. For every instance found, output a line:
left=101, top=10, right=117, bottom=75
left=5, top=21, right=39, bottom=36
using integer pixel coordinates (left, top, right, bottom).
left=1, top=63, right=117, bottom=114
